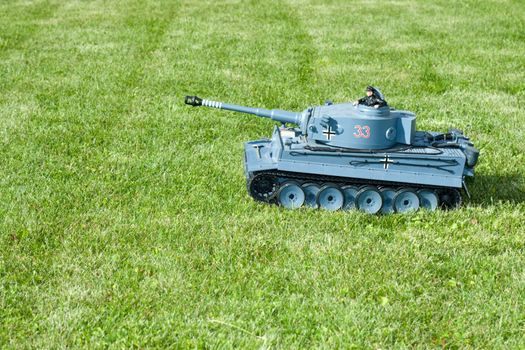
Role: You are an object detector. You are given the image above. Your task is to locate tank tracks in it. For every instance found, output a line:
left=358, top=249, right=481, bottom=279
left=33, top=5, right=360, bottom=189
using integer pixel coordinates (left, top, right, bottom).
left=247, top=170, right=462, bottom=214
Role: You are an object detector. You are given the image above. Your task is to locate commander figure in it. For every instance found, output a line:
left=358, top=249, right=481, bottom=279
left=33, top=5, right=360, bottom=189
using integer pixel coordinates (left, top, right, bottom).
left=354, top=86, right=387, bottom=109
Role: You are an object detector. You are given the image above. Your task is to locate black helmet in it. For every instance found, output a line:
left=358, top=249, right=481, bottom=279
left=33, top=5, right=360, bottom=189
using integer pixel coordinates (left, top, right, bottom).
left=366, top=86, right=385, bottom=101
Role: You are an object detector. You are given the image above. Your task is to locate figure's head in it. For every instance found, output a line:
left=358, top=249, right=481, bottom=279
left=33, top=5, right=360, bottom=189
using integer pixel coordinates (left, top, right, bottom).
left=366, top=86, right=374, bottom=97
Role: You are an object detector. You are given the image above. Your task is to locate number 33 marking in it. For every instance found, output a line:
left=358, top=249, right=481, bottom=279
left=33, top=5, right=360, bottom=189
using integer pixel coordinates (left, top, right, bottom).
left=353, top=125, right=370, bottom=138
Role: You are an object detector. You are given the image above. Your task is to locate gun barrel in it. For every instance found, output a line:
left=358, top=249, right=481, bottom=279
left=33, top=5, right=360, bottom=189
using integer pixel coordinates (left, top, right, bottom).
left=184, top=95, right=302, bottom=125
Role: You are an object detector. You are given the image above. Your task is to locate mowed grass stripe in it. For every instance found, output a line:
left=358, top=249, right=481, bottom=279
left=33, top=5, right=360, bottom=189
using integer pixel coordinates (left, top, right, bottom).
left=36, top=2, right=330, bottom=347
left=0, top=0, right=60, bottom=54
left=0, top=0, right=185, bottom=347
left=32, top=2, right=316, bottom=348
left=0, top=1, right=68, bottom=344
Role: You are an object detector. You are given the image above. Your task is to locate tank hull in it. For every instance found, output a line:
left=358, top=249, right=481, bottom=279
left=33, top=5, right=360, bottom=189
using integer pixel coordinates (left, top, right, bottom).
left=244, top=127, right=472, bottom=212
left=245, top=127, right=467, bottom=189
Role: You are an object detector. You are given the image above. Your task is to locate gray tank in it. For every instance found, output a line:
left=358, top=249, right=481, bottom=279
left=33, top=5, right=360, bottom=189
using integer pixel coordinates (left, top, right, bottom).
left=184, top=94, right=479, bottom=213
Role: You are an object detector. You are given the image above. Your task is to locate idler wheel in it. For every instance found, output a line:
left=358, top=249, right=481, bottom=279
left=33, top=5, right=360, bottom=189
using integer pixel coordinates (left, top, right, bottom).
left=379, top=187, right=396, bottom=214
left=356, top=186, right=383, bottom=214
left=277, top=181, right=305, bottom=209
left=417, top=189, right=439, bottom=211
left=316, top=184, right=344, bottom=211
left=393, top=188, right=420, bottom=213
left=302, top=183, right=320, bottom=208
left=341, top=185, right=359, bottom=210
left=439, top=189, right=462, bottom=210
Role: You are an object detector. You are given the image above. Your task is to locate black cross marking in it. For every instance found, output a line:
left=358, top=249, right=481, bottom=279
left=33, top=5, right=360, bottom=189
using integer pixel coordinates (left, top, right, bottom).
left=322, top=125, right=336, bottom=141
left=380, top=155, right=394, bottom=170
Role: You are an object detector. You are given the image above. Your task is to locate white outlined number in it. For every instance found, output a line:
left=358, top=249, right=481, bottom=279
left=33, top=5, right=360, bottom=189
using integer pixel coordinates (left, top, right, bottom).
left=353, top=125, right=370, bottom=138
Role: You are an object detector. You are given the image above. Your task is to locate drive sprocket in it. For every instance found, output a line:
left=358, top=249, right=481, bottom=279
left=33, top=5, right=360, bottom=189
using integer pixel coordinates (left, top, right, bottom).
left=247, top=173, right=279, bottom=202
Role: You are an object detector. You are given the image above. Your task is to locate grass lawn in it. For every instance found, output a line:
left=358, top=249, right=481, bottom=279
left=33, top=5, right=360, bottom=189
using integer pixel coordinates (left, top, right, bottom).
left=1, top=0, right=525, bottom=348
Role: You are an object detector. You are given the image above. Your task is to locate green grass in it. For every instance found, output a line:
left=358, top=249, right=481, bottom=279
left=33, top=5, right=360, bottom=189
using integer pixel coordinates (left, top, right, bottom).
left=1, top=0, right=525, bottom=348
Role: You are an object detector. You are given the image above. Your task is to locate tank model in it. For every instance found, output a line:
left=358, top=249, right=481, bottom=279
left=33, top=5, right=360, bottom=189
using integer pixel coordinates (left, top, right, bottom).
left=184, top=91, right=479, bottom=213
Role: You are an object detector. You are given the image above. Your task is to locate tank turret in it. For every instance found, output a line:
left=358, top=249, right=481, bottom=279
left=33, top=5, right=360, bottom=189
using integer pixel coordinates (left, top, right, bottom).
left=185, top=95, right=416, bottom=150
